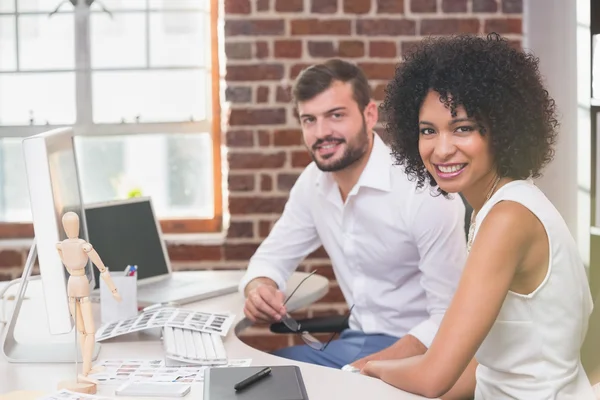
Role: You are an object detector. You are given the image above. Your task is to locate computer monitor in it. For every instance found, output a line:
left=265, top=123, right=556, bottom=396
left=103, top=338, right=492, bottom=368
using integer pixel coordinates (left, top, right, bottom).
left=85, top=197, right=171, bottom=289
left=21, top=127, right=93, bottom=335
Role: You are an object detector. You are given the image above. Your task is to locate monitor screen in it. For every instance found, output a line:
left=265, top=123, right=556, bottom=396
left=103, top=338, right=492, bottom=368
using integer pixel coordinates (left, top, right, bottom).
left=84, top=198, right=170, bottom=289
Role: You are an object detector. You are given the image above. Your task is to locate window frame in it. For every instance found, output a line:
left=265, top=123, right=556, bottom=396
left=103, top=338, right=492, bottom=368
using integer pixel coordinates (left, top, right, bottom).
left=0, top=0, right=223, bottom=239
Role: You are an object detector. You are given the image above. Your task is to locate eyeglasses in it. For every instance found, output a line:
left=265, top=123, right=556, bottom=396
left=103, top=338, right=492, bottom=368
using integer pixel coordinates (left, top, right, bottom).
left=280, top=271, right=354, bottom=351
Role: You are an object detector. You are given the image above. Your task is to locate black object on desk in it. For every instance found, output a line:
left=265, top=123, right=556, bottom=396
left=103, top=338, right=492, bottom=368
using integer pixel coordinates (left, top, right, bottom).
left=204, top=365, right=309, bottom=400
left=234, top=366, right=272, bottom=391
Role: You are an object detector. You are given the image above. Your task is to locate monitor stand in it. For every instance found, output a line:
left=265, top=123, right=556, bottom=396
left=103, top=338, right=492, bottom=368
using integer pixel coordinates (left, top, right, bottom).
left=1, top=240, right=100, bottom=363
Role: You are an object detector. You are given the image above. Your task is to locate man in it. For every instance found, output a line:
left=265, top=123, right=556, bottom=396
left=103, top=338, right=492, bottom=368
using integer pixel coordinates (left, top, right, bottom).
left=238, top=59, right=467, bottom=371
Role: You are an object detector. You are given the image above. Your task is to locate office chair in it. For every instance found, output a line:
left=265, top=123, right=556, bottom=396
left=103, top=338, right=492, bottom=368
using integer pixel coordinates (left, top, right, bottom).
left=270, top=194, right=473, bottom=336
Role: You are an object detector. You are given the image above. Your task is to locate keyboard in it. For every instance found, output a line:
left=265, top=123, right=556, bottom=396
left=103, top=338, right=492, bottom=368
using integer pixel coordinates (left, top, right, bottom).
left=162, top=326, right=228, bottom=367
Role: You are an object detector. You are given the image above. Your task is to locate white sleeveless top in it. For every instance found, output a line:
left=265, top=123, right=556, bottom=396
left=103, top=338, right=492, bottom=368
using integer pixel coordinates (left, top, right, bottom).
left=471, top=180, right=595, bottom=400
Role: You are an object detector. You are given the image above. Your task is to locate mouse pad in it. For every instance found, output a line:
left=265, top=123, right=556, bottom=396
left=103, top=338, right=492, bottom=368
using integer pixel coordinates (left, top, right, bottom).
left=204, top=365, right=309, bottom=400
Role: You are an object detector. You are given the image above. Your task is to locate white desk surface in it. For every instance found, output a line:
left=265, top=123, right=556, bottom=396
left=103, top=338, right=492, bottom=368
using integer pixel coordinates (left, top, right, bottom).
left=0, top=271, right=430, bottom=400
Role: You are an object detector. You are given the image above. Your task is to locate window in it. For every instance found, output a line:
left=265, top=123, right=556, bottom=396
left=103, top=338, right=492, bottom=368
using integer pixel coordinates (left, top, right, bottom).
left=0, top=0, right=223, bottom=238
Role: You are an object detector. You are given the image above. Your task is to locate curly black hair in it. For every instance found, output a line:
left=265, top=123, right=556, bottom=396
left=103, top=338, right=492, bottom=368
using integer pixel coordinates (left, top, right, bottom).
left=382, top=33, right=558, bottom=195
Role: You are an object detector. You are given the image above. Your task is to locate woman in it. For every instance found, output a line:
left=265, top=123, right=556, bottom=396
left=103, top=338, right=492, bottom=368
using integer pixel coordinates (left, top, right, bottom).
left=362, top=33, right=596, bottom=399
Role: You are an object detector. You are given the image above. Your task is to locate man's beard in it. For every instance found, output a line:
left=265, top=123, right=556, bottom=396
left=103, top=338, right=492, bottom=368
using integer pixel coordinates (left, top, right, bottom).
left=309, top=120, right=370, bottom=172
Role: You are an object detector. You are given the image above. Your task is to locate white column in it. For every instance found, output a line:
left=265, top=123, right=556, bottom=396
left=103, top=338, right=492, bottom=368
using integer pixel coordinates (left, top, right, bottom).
left=523, top=0, right=580, bottom=240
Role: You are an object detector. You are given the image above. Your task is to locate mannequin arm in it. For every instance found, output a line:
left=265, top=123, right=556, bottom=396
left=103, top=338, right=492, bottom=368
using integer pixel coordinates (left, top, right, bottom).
left=82, top=242, right=121, bottom=301
left=56, top=242, right=72, bottom=275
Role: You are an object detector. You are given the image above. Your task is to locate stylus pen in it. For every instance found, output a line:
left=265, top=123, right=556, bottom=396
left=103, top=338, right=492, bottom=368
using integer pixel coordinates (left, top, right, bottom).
left=234, top=367, right=272, bottom=391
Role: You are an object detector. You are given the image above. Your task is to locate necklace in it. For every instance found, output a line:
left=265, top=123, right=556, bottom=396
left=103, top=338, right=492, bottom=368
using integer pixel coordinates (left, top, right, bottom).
left=467, top=176, right=501, bottom=253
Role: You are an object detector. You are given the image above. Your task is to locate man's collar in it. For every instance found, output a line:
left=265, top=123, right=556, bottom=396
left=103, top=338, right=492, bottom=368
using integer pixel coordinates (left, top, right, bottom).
left=315, top=133, right=392, bottom=196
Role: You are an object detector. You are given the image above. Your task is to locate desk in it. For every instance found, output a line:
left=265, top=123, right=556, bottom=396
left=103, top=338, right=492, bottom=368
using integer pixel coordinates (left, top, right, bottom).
left=0, top=271, right=429, bottom=399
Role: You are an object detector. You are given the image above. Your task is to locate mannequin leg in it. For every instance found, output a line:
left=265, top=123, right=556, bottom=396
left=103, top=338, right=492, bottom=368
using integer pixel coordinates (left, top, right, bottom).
left=78, top=297, right=96, bottom=378
left=69, top=297, right=85, bottom=360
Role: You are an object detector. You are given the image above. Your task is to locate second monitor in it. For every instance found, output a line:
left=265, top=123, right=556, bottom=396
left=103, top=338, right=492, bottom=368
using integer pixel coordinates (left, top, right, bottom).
left=84, top=197, right=239, bottom=306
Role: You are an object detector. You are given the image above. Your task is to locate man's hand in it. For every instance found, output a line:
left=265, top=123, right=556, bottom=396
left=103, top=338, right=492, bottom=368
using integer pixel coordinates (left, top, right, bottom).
left=243, top=278, right=286, bottom=324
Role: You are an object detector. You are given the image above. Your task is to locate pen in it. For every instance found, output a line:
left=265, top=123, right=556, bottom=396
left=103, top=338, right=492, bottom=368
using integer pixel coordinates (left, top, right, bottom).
left=234, top=367, right=272, bottom=391
left=129, top=265, right=138, bottom=276
left=124, top=265, right=131, bottom=276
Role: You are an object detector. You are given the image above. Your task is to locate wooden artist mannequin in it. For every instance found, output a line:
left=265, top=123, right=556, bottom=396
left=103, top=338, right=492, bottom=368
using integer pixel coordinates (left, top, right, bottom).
left=56, top=211, right=121, bottom=394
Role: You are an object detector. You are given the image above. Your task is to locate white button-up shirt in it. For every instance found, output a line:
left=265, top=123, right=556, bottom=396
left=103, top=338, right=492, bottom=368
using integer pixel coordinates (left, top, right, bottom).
left=239, top=133, right=467, bottom=347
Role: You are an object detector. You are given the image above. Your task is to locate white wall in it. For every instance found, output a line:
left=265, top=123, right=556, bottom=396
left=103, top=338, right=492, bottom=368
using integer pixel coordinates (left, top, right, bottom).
left=523, top=0, right=589, bottom=264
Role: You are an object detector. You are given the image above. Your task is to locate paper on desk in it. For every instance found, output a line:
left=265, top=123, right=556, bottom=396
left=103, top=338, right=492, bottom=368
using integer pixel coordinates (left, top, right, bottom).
left=88, top=358, right=252, bottom=384
left=95, top=307, right=235, bottom=341
left=36, top=389, right=114, bottom=400
left=163, top=308, right=235, bottom=336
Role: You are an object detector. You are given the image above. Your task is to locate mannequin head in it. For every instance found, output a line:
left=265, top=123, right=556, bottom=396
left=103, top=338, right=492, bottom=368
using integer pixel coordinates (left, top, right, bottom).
left=62, top=211, right=80, bottom=239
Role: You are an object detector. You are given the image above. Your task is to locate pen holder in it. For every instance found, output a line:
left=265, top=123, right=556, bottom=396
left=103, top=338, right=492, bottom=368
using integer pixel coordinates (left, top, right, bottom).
left=100, top=273, right=137, bottom=324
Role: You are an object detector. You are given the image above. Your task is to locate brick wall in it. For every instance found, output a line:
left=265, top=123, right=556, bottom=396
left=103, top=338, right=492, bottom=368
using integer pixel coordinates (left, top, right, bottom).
left=0, top=0, right=523, bottom=352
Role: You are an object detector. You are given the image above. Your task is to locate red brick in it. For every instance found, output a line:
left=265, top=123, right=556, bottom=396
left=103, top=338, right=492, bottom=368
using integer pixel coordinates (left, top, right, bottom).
left=256, top=41, right=269, bottom=58
left=411, top=0, right=436, bottom=12
left=317, top=284, right=346, bottom=303
left=257, top=0, right=270, bottom=11
left=225, top=42, right=252, bottom=60
left=291, top=151, right=313, bottom=167
left=369, top=41, right=397, bottom=58
left=256, top=86, right=269, bottom=103
left=473, top=0, right=497, bottom=12
left=276, top=86, right=292, bottom=103
left=273, top=129, right=303, bottom=146
left=228, top=152, right=286, bottom=169
left=442, top=0, right=468, bottom=12
left=356, top=19, right=416, bottom=36
left=311, top=0, right=337, bottom=13
left=225, top=86, right=252, bottom=103
left=229, top=108, right=286, bottom=126
left=275, top=0, right=303, bottom=12
left=226, top=130, right=254, bottom=147
left=224, top=243, right=259, bottom=260
left=0, top=272, right=14, bottom=281
left=484, top=18, right=522, bottom=34
left=339, top=40, right=364, bottom=57
left=508, top=39, right=522, bottom=50
left=358, top=62, right=396, bottom=80
left=290, top=63, right=312, bottom=79
left=167, top=245, right=222, bottom=262
left=308, top=246, right=329, bottom=259
left=228, top=221, right=254, bottom=238
left=344, top=0, right=371, bottom=14
left=274, top=40, right=302, bottom=58
left=420, top=18, right=480, bottom=35
left=259, top=220, right=273, bottom=238
left=226, top=64, right=284, bottom=81
left=225, top=0, right=250, bottom=14
left=311, top=264, right=335, bottom=280
left=257, top=130, right=272, bottom=146
left=0, top=250, right=22, bottom=267
left=372, top=83, right=387, bottom=101
left=310, top=308, right=344, bottom=318
left=291, top=19, right=352, bottom=35
left=308, top=41, right=336, bottom=58
left=228, top=174, right=255, bottom=191
left=229, top=197, right=288, bottom=215
left=225, top=19, right=284, bottom=36
left=401, top=40, right=421, bottom=56
left=377, top=0, right=404, bottom=13
left=239, top=333, right=290, bottom=352
left=277, top=173, right=300, bottom=191
left=261, top=174, right=273, bottom=191
left=502, top=0, right=522, bottom=13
